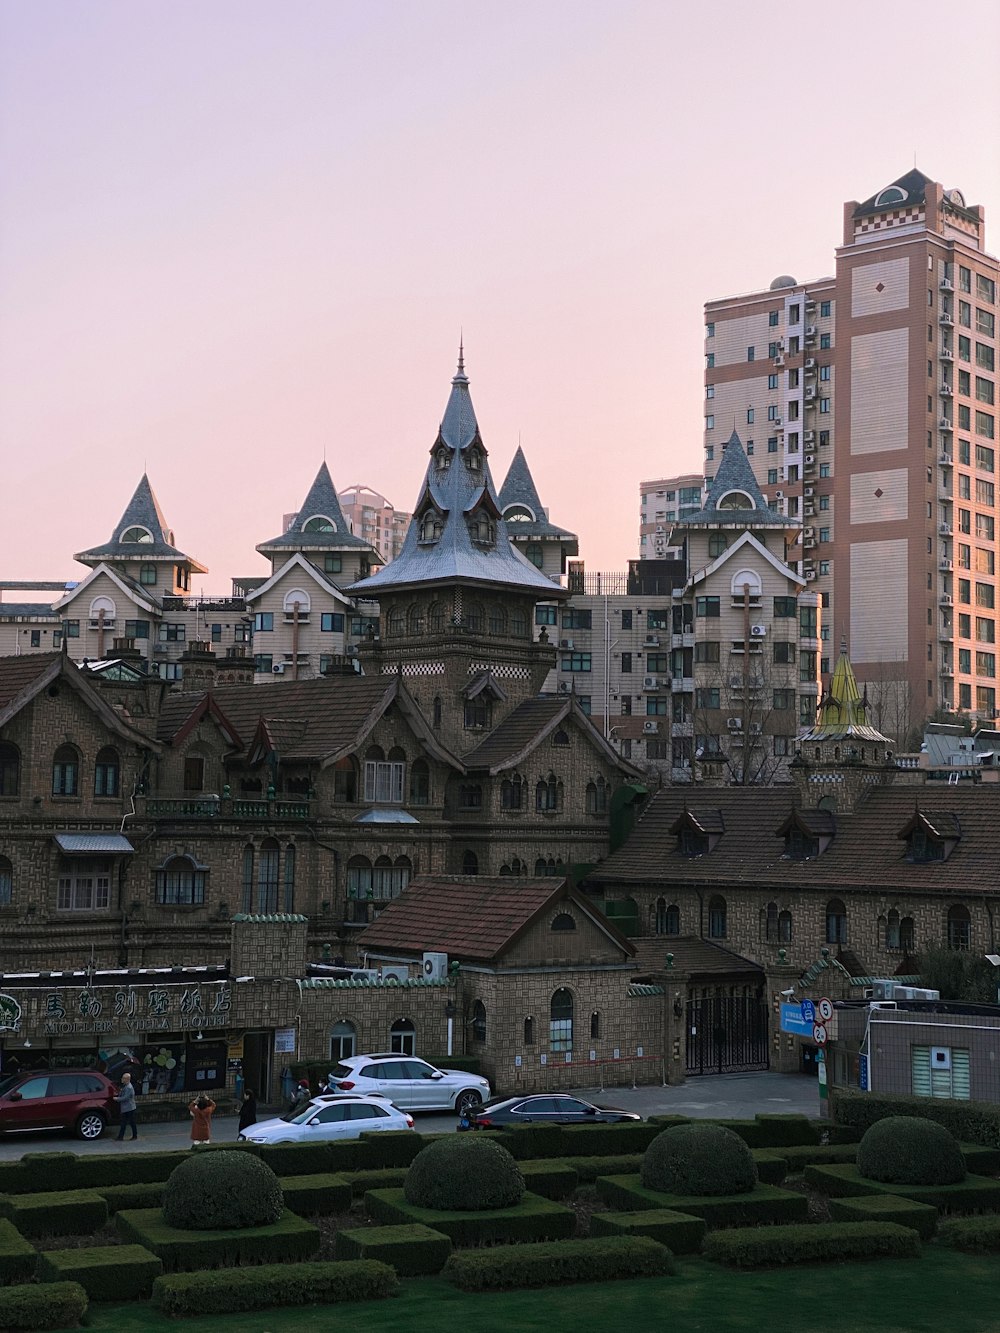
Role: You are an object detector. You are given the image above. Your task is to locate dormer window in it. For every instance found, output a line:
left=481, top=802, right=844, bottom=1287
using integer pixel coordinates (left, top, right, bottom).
left=874, top=186, right=907, bottom=208
left=504, top=504, right=534, bottom=523
left=434, top=446, right=452, bottom=471
left=777, top=808, right=835, bottom=859
left=899, top=810, right=959, bottom=863
left=467, top=515, right=496, bottom=546
left=669, top=807, right=724, bottom=856
left=303, top=515, right=336, bottom=534
left=717, top=490, right=754, bottom=510
left=465, top=447, right=482, bottom=472
left=120, top=526, right=153, bottom=544
left=679, top=827, right=709, bottom=857
left=420, top=511, right=444, bottom=543
left=787, top=828, right=819, bottom=860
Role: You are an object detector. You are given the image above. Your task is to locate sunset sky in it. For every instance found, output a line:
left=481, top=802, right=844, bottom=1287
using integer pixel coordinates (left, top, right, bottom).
left=2, top=0, right=999, bottom=591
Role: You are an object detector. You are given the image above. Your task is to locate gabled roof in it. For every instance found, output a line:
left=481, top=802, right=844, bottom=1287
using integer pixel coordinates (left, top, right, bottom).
left=52, top=563, right=160, bottom=616
left=675, top=433, right=796, bottom=528
left=257, top=463, right=377, bottom=556
left=347, top=354, right=564, bottom=598
left=630, top=936, right=763, bottom=979
left=462, top=695, right=642, bottom=775
left=243, top=552, right=355, bottom=607
left=688, top=529, right=804, bottom=591
left=498, top=446, right=579, bottom=547
left=668, top=807, right=725, bottom=836
left=897, top=809, right=962, bottom=842
left=852, top=168, right=934, bottom=219
left=75, top=475, right=206, bottom=571
left=356, top=875, right=636, bottom=963
left=775, top=808, right=836, bottom=838
left=0, top=652, right=159, bottom=749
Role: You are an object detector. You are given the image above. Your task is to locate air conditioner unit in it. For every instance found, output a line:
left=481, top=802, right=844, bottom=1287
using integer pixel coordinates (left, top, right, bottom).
left=895, top=987, right=941, bottom=1001
left=643, top=636, right=660, bottom=647
left=727, top=717, right=742, bottom=730
left=750, top=625, right=767, bottom=637
left=643, top=675, right=660, bottom=690
left=380, top=965, right=410, bottom=984
left=774, top=489, right=784, bottom=499
left=869, top=1000, right=897, bottom=1010
left=750, top=723, right=762, bottom=735
left=805, top=453, right=816, bottom=466
left=939, top=417, right=953, bottom=430
left=940, top=384, right=953, bottom=397
left=774, top=355, right=785, bottom=367
left=560, top=639, right=574, bottom=649
left=805, top=571, right=817, bottom=581
left=350, top=969, right=380, bottom=984
left=557, top=681, right=570, bottom=694
left=774, top=417, right=783, bottom=427
left=804, top=387, right=817, bottom=401
left=422, top=951, right=449, bottom=981
left=940, top=277, right=954, bottom=292
left=642, top=720, right=658, bottom=734
left=940, top=346, right=954, bottom=360
left=804, top=527, right=815, bottom=537
left=804, top=430, right=816, bottom=444
left=804, top=358, right=817, bottom=370
left=271, top=663, right=287, bottom=674
left=804, top=486, right=814, bottom=498
left=805, top=325, right=817, bottom=338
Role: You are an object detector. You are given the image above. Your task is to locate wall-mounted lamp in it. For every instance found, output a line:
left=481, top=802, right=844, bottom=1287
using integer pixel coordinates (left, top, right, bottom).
left=672, top=995, right=684, bottom=1020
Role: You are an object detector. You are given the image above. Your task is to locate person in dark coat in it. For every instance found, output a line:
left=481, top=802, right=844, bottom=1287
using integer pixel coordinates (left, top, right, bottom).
left=237, top=1088, right=257, bottom=1134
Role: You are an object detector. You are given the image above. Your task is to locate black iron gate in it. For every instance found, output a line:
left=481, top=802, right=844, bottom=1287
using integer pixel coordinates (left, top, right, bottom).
left=686, top=994, right=769, bottom=1075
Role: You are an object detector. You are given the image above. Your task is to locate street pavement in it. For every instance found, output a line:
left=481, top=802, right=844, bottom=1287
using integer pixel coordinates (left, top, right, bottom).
left=0, top=1072, right=820, bottom=1158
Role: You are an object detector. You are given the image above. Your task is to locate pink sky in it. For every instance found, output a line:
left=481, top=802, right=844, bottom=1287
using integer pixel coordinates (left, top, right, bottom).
left=2, top=0, right=998, bottom=590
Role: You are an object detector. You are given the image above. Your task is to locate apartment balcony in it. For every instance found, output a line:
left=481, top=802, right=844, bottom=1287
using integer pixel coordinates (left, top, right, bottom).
left=939, top=311, right=954, bottom=327
left=939, top=523, right=953, bottom=536
left=940, top=277, right=954, bottom=292
left=940, top=664, right=955, bottom=677
left=939, top=557, right=954, bottom=572
left=940, top=383, right=953, bottom=398
left=939, top=627, right=954, bottom=642
left=940, top=347, right=954, bottom=361
left=143, top=796, right=313, bottom=821
left=939, top=451, right=953, bottom=466
left=939, top=592, right=954, bottom=607
left=671, top=720, right=693, bottom=738
left=939, top=418, right=953, bottom=433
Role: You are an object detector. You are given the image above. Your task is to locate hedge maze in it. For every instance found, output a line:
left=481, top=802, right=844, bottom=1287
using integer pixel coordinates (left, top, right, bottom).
left=2, top=1095, right=1000, bottom=1326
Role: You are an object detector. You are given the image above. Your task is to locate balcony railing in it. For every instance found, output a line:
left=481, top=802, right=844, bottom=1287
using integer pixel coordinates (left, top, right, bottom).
left=144, top=797, right=312, bottom=821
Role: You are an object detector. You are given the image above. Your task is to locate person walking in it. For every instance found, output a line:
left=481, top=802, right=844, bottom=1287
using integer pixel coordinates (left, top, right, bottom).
left=237, top=1087, right=257, bottom=1135
left=289, top=1080, right=310, bottom=1114
left=189, top=1093, right=216, bottom=1146
left=115, top=1072, right=138, bottom=1142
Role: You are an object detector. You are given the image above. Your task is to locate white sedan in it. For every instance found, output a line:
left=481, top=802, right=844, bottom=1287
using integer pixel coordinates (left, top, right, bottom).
left=239, top=1093, right=413, bottom=1145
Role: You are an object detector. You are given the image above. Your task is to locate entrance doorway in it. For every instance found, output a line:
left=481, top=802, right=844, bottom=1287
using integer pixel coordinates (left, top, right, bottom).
left=242, top=1031, right=273, bottom=1103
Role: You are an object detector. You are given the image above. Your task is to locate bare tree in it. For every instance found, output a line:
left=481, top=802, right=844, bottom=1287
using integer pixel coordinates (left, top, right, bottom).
left=691, top=652, right=798, bottom=786
left=865, top=658, right=916, bottom=748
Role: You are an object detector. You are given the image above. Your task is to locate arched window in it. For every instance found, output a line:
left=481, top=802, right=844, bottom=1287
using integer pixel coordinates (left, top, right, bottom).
left=778, top=910, right=792, bottom=943
left=89, top=595, right=116, bottom=625
left=885, top=909, right=901, bottom=950
left=333, top=756, right=357, bottom=803
left=241, top=845, right=254, bottom=913
left=434, top=446, right=451, bottom=472
left=471, top=1001, right=487, bottom=1043
left=590, top=1011, right=600, bottom=1040
left=900, top=916, right=915, bottom=952
left=462, top=851, right=479, bottom=877
left=407, top=603, right=425, bottom=635
left=466, top=603, right=484, bottom=632
left=947, top=904, right=971, bottom=950
left=511, top=609, right=528, bottom=637
left=284, top=844, right=296, bottom=913
left=0, top=855, right=12, bottom=906
left=0, top=743, right=20, bottom=797
left=535, top=857, right=547, bottom=876
left=390, top=1018, right=415, bottom=1056
left=283, top=588, right=311, bottom=617
left=373, top=855, right=394, bottom=900
left=155, top=855, right=207, bottom=906
left=826, top=899, right=847, bottom=946
left=655, top=898, right=680, bottom=935
left=763, top=902, right=779, bottom=942
left=553, top=729, right=570, bottom=747
left=585, top=777, right=609, bottom=814
left=708, top=895, right=727, bottom=939
left=258, top=838, right=280, bottom=913
left=388, top=607, right=405, bottom=636
left=94, top=747, right=120, bottom=798
left=330, top=1020, right=356, bottom=1063
left=550, top=989, right=573, bottom=1054
left=303, top=515, right=335, bottom=533
left=393, top=856, right=412, bottom=896
left=874, top=186, right=906, bottom=207
left=551, top=912, right=576, bottom=932
left=52, top=744, right=79, bottom=797
left=536, top=774, right=561, bottom=812
left=730, top=569, right=762, bottom=600
left=347, top=856, right=373, bottom=899
left=120, top=525, right=153, bottom=543
left=459, top=782, right=483, bottom=809
left=428, top=601, right=445, bottom=632
left=501, top=774, right=523, bottom=810
left=409, top=760, right=430, bottom=805
left=488, top=605, right=506, bottom=635
left=523, top=1016, right=534, bottom=1045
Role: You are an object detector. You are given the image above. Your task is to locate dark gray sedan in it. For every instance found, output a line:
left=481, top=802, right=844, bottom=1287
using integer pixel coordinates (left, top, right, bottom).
left=459, top=1093, right=642, bottom=1130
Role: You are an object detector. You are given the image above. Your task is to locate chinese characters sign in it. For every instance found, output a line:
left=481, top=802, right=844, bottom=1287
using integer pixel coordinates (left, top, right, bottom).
left=39, top=984, right=232, bottom=1036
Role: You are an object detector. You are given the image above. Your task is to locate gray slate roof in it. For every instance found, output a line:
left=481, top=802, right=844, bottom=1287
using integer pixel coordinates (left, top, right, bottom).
left=852, top=168, right=933, bottom=219
left=348, top=357, right=564, bottom=596
left=497, top=446, right=578, bottom=546
left=0, top=604, right=60, bottom=619
left=257, top=463, right=377, bottom=555
left=75, top=475, right=205, bottom=569
left=674, top=432, right=796, bottom=528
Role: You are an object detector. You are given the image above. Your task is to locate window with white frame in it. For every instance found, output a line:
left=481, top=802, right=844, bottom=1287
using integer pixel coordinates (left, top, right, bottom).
left=57, top=859, right=111, bottom=911
left=911, top=1045, right=970, bottom=1100
left=364, top=760, right=405, bottom=803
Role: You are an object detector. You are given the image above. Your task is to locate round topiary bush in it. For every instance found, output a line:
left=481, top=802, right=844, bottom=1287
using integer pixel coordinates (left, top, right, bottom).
left=857, top=1115, right=966, bottom=1186
left=404, top=1135, right=525, bottom=1212
left=641, top=1123, right=758, bottom=1197
left=162, top=1150, right=284, bottom=1230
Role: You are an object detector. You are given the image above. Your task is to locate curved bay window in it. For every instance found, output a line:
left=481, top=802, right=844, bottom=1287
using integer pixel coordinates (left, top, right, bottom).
left=0, top=742, right=20, bottom=797
left=550, top=989, right=574, bottom=1055
left=94, top=746, right=120, bottom=798
left=826, top=899, right=848, bottom=946
left=257, top=838, right=280, bottom=913
left=947, top=904, right=971, bottom=950
left=156, top=854, right=207, bottom=906
left=52, top=744, right=80, bottom=797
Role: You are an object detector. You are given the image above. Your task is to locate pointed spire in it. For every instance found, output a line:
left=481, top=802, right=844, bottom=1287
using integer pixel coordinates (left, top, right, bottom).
left=675, top=432, right=795, bottom=528
left=497, top=444, right=578, bottom=547
left=256, top=462, right=377, bottom=555
left=74, top=474, right=205, bottom=571
left=456, top=334, right=466, bottom=380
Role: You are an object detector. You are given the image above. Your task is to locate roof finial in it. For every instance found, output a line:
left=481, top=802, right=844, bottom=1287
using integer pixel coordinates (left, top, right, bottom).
left=457, top=333, right=465, bottom=376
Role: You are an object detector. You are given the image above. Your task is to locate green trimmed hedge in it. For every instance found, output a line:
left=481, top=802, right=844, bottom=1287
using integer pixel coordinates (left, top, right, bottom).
left=358, top=1131, right=424, bottom=1169
left=937, top=1216, right=1000, bottom=1252
left=590, top=1207, right=706, bottom=1255
left=279, top=1174, right=352, bottom=1217
left=17, top=1150, right=182, bottom=1192
left=0, top=1189, right=107, bottom=1239
left=116, top=1208, right=319, bottom=1273
left=518, top=1162, right=579, bottom=1200
left=497, top=1122, right=660, bottom=1161
left=596, top=1176, right=809, bottom=1229
left=365, top=1189, right=576, bottom=1247
left=405, top=1137, right=524, bottom=1211
left=322, top=1140, right=375, bottom=1174
left=345, top=1168, right=409, bottom=1198
left=959, top=1142, right=1000, bottom=1175
left=153, top=1260, right=398, bottom=1315
left=254, top=1143, right=346, bottom=1177
left=442, top=1236, right=674, bottom=1291
left=642, top=1124, right=757, bottom=1196
left=857, top=1116, right=965, bottom=1186
left=710, top=1119, right=769, bottom=1148
left=751, top=1151, right=789, bottom=1185
left=0, top=1280, right=88, bottom=1330
left=704, top=1220, right=921, bottom=1269
left=779, top=1144, right=858, bottom=1172
left=37, top=1245, right=162, bottom=1302
left=336, top=1223, right=452, bottom=1276
left=752, top=1114, right=821, bottom=1147
left=163, top=1151, right=283, bottom=1231
left=832, top=1090, right=1000, bottom=1147
left=829, top=1194, right=938, bottom=1241
left=98, top=1181, right=166, bottom=1213
left=0, top=1217, right=37, bottom=1285
left=805, top=1164, right=1000, bottom=1212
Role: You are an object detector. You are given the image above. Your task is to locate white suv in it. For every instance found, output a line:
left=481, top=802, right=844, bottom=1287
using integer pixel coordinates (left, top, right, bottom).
left=328, top=1054, right=490, bottom=1114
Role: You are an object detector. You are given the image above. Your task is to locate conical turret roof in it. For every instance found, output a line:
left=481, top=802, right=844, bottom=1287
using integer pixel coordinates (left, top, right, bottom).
left=75, top=474, right=206, bottom=571
left=800, top=642, right=891, bottom=742
left=498, top=446, right=578, bottom=545
left=257, top=462, right=377, bottom=556
left=348, top=354, right=563, bottom=596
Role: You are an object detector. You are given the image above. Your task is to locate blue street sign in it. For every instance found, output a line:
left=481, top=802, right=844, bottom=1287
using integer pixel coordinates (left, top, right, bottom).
left=858, top=1054, right=869, bottom=1091
left=780, top=1003, right=813, bottom=1036
left=800, top=999, right=816, bottom=1024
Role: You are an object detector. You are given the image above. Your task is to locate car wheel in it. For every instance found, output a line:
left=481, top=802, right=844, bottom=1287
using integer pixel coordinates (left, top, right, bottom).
left=455, top=1089, right=483, bottom=1116
left=76, top=1111, right=106, bottom=1141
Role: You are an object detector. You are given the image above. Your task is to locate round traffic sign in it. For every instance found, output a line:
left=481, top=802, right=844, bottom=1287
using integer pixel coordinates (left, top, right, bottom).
left=818, top=998, right=834, bottom=1022
left=813, top=1022, right=828, bottom=1046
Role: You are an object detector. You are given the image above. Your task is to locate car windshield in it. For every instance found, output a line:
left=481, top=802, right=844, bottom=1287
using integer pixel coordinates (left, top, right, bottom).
left=279, top=1103, right=324, bottom=1125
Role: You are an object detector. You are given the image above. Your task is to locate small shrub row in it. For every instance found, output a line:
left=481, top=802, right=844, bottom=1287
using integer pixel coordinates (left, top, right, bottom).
left=751, top=1151, right=788, bottom=1185
left=116, top=1208, right=320, bottom=1273
left=596, top=1176, right=809, bottom=1229
left=0, top=1217, right=37, bottom=1285
left=937, top=1216, right=1000, bottom=1252
left=703, top=1220, right=921, bottom=1269
left=345, top=1168, right=408, bottom=1198
left=805, top=1164, right=1000, bottom=1212
left=590, top=1207, right=706, bottom=1255
left=365, top=1189, right=576, bottom=1247
left=829, top=1194, right=938, bottom=1241
left=832, top=1090, right=1000, bottom=1148
left=359, top=1130, right=425, bottom=1169
left=443, top=1236, right=674, bottom=1291
left=279, top=1173, right=352, bottom=1216
left=0, top=1190, right=108, bottom=1239
left=959, top=1142, right=1000, bottom=1175
left=37, top=1244, right=162, bottom=1302
left=153, top=1260, right=398, bottom=1316
left=336, top=1223, right=452, bottom=1276
left=779, top=1144, right=858, bottom=1172
left=518, top=1162, right=579, bottom=1200
left=0, top=1280, right=88, bottom=1330
left=98, top=1181, right=166, bottom=1213
left=15, top=1150, right=182, bottom=1193
left=547, top=1154, right=642, bottom=1183
left=497, top=1122, right=661, bottom=1160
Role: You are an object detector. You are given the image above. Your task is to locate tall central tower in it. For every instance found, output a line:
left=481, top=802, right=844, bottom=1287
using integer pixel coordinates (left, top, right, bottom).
left=348, top=353, right=565, bottom=755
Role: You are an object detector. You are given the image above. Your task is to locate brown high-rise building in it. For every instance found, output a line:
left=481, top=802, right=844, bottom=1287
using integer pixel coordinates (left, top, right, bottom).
left=705, top=170, right=999, bottom=730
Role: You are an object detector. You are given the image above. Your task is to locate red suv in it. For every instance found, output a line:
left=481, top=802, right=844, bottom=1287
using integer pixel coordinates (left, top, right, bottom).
left=0, top=1069, right=118, bottom=1140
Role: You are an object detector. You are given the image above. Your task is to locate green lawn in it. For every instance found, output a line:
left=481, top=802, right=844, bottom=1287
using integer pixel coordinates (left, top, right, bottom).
left=55, top=1249, right=999, bottom=1333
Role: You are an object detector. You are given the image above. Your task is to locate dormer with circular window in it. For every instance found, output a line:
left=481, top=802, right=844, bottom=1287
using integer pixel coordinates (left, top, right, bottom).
left=302, top=515, right=336, bottom=534
left=717, top=490, right=754, bottom=511
left=120, top=526, right=153, bottom=544
left=283, top=588, right=311, bottom=619
left=503, top=503, right=535, bottom=523
left=874, top=186, right=907, bottom=208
